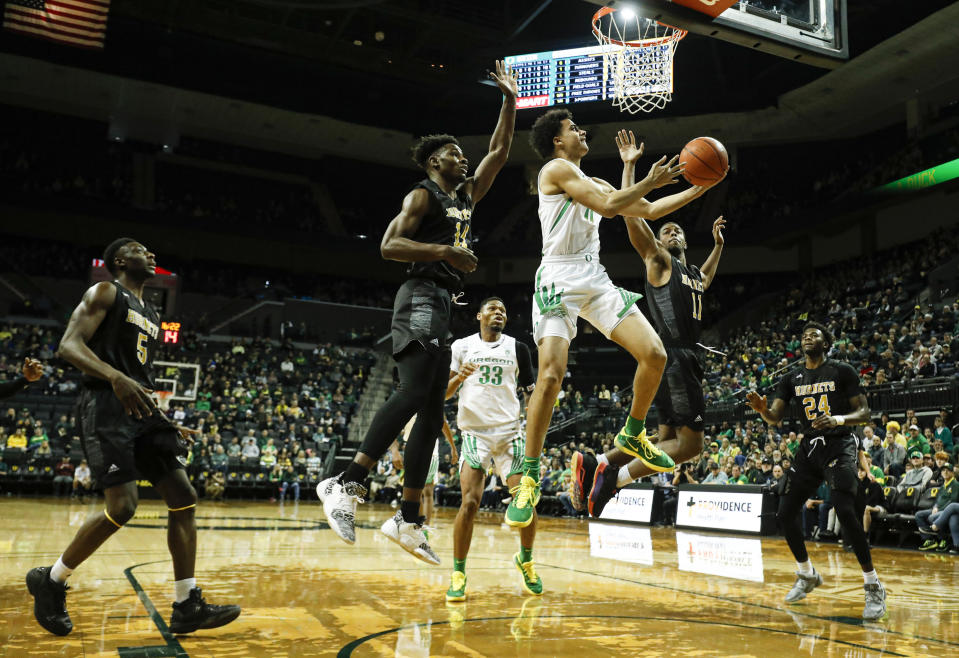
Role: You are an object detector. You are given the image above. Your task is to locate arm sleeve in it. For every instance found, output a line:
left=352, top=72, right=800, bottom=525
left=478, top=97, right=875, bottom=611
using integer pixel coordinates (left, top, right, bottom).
left=516, top=342, right=535, bottom=391
left=0, top=376, right=28, bottom=399
left=449, top=339, right=464, bottom=373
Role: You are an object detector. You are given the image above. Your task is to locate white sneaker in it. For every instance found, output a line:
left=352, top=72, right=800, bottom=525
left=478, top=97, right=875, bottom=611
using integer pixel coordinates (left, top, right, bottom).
left=316, top=476, right=337, bottom=503
left=322, top=478, right=366, bottom=545
left=380, top=511, right=440, bottom=565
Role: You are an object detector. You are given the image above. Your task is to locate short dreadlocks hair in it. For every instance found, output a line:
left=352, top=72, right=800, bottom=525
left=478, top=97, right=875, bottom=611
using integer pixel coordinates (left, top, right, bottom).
left=411, top=134, right=460, bottom=170
left=103, top=237, right=137, bottom=276
left=802, top=321, right=833, bottom=350
left=529, top=108, right=572, bottom=159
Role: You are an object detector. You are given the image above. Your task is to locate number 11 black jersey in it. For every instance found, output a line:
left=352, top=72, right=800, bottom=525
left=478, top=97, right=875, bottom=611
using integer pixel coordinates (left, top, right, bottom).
left=645, top=255, right=704, bottom=348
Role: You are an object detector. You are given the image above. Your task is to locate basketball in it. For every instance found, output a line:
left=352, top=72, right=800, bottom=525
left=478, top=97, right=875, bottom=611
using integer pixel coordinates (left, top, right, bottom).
left=680, top=137, right=729, bottom=186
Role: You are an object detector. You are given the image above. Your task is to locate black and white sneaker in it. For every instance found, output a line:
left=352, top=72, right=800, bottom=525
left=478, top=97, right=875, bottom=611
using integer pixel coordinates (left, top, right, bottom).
left=323, top=478, right=366, bottom=545
left=316, top=475, right=338, bottom=503
left=862, top=582, right=887, bottom=621
left=784, top=569, right=823, bottom=603
left=169, top=587, right=241, bottom=634
left=26, top=567, right=73, bottom=636
left=380, top=511, right=440, bottom=565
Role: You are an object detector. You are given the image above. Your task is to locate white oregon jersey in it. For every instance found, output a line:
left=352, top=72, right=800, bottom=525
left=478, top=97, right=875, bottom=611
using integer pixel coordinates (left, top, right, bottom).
left=538, top=158, right=602, bottom=258
left=450, top=333, right=522, bottom=436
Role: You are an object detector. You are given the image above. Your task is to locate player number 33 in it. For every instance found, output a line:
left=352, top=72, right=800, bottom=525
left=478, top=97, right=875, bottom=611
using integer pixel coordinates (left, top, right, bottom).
left=477, top=365, right=502, bottom=385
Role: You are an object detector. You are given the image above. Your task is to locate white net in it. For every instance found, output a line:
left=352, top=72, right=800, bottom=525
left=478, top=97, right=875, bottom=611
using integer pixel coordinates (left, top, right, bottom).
left=592, top=7, right=686, bottom=114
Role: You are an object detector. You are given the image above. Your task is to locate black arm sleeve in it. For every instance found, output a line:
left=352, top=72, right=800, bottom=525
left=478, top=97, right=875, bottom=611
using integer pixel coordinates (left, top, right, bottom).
left=0, top=376, right=28, bottom=400
left=516, top=342, right=535, bottom=391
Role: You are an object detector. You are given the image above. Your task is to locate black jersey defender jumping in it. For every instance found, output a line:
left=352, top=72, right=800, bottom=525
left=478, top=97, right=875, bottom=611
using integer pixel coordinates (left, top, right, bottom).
left=747, top=322, right=887, bottom=621
left=571, top=128, right=729, bottom=518
left=26, top=238, right=240, bottom=637
left=318, top=60, right=519, bottom=565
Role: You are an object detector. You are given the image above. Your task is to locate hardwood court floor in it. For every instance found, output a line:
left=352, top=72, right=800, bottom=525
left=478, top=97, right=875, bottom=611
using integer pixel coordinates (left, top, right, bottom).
left=0, top=498, right=957, bottom=657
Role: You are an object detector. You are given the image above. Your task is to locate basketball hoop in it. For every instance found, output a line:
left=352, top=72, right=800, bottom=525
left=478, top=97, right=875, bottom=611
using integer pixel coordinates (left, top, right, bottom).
left=591, top=6, right=687, bottom=114
left=156, top=390, right=174, bottom=412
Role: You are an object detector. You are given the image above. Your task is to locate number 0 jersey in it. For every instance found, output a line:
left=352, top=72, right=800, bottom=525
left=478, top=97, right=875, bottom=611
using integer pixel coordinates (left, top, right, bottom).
left=538, top=159, right=602, bottom=258
left=774, top=359, right=862, bottom=440
left=645, top=255, right=704, bottom=348
left=82, top=280, right=160, bottom=389
left=450, top=333, right=534, bottom=437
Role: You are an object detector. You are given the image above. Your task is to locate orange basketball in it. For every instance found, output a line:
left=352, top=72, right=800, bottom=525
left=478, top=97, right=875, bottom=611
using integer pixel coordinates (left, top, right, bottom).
left=679, top=137, right=728, bottom=186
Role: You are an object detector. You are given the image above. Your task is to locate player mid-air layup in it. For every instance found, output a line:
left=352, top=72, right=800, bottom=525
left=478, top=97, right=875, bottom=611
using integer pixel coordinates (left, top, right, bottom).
left=574, top=129, right=727, bottom=517
left=505, top=110, right=724, bottom=528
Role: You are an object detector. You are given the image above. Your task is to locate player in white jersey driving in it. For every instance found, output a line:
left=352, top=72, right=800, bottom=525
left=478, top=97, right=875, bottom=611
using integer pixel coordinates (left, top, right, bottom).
left=444, top=297, right=537, bottom=601
left=505, top=109, right=725, bottom=528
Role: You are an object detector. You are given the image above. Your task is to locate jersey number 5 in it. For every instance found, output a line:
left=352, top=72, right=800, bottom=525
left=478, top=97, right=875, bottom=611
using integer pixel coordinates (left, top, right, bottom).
left=802, top=395, right=831, bottom=421
left=691, top=292, right=703, bottom=321
left=136, top=332, right=148, bottom=365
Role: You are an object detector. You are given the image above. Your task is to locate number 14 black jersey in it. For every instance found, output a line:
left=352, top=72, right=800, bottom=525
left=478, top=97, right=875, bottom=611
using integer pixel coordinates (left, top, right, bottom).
left=775, top=359, right=862, bottom=439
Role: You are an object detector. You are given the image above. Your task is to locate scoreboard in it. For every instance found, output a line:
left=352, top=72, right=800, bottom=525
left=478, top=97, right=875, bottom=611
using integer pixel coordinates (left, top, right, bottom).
left=504, top=44, right=673, bottom=109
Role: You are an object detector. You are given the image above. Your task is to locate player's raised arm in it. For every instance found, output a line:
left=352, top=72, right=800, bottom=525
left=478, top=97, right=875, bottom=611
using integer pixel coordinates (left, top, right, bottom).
left=543, top=155, right=681, bottom=219
left=616, top=130, right=672, bottom=266
left=381, top=188, right=477, bottom=273
left=467, top=60, right=518, bottom=205
left=58, top=282, right=155, bottom=418
left=699, top=216, right=726, bottom=290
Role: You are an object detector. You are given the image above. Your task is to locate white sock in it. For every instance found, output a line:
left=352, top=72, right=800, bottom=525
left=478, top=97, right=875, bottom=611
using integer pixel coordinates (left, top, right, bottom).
left=862, top=570, right=879, bottom=585
left=597, top=454, right=610, bottom=467
left=797, top=560, right=814, bottom=576
left=174, top=578, right=197, bottom=603
left=616, top=465, right=635, bottom=488
left=49, top=557, right=73, bottom=584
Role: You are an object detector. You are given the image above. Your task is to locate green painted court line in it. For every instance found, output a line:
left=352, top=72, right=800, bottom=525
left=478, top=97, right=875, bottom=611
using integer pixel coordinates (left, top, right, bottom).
left=122, top=561, right=189, bottom=657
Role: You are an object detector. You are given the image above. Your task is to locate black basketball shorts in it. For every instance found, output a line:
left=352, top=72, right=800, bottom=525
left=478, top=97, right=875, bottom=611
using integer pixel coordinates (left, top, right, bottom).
left=784, top=433, right=861, bottom=498
left=77, top=387, right=186, bottom=489
left=653, top=346, right=706, bottom=432
left=390, top=278, right=453, bottom=356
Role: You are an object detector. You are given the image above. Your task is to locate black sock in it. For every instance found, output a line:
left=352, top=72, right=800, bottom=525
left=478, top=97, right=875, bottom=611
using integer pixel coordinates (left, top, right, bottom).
left=401, top=500, right=420, bottom=524
left=342, top=462, right=369, bottom=486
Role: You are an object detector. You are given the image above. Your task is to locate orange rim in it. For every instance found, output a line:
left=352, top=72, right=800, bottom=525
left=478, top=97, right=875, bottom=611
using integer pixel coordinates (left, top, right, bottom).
left=591, top=5, right=687, bottom=48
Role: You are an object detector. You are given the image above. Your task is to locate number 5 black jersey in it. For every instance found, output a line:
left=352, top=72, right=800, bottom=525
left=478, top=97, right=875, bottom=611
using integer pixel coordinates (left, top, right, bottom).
left=775, top=359, right=862, bottom=439
left=645, top=255, right=704, bottom=348
left=82, top=281, right=160, bottom=390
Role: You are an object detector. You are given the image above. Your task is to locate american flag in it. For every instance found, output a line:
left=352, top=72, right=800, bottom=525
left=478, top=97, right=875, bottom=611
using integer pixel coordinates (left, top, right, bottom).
left=3, top=0, right=110, bottom=49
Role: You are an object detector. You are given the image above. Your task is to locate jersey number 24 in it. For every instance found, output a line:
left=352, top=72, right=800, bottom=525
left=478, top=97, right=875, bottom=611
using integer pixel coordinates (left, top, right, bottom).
left=802, top=395, right=831, bottom=421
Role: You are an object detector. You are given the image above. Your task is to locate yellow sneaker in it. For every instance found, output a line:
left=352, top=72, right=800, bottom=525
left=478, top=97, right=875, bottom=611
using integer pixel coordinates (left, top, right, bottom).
left=615, top=428, right=675, bottom=472
left=446, top=570, right=467, bottom=602
left=504, top=476, right=541, bottom=528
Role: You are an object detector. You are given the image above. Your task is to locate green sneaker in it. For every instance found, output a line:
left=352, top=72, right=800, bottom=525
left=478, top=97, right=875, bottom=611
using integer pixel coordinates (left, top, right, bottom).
left=919, top=539, right=939, bottom=551
left=615, top=428, right=675, bottom=472
left=446, top=571, right=467, bottom=602
left=505, top=476, right=540, bottom=528
left=513, top=552, right=543, bottom=596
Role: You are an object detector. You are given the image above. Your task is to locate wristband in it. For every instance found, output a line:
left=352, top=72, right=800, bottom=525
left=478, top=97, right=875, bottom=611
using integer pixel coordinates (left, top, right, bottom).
left=834, top=415, right=845, bottom=426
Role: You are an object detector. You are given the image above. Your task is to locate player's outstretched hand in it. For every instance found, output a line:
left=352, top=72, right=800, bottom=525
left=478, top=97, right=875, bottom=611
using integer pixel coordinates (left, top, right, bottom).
left=445, top=246, right=478, bottom=273
left=111, top=373, right=155, bottom=419
left=645, top=155, right=683, bottom=189
left=21, top=357, right=44, bottom=382
left=712, top=216, right=726, bottom=247
left=616, top=129, right=644, bottom=164
left=745, top=391, right=767, bottom=414
left=174, top=425, right=199, bottom=447
left=490, top=60, right=519, bottom=99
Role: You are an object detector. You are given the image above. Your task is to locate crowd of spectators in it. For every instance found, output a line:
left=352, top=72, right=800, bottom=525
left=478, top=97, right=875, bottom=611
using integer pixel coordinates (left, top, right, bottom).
left=0, top=320, right=376, bottom=501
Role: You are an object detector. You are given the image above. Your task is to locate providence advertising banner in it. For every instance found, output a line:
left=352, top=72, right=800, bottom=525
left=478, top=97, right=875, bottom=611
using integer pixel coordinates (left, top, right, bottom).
left=675, top=488, right=764, bottom=533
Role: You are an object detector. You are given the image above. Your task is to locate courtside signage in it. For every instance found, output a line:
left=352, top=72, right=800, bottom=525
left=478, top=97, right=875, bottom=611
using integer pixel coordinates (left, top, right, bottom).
left=675, top=489, right=763, bottom=533
left=598, top=488, right=655, bottom=523
left=676, top=531, right=765, bottom=582
left=589, top=522, right=654, bottom=566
